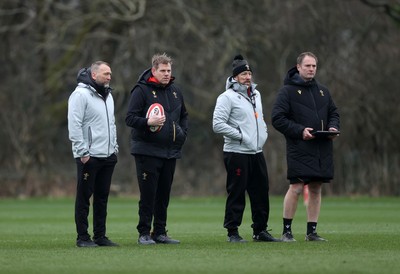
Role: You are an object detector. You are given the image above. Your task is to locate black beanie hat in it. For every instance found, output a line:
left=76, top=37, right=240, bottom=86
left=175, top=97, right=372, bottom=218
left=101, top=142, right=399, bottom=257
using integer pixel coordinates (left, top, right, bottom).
left=232, top=54, right=252, bottom=77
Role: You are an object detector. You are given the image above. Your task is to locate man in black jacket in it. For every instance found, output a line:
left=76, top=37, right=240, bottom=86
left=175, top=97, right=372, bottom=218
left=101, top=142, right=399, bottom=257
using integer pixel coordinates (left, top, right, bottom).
left=126, top=53, right=188, bottom=245
left=271, top=52, right=340, bottom=242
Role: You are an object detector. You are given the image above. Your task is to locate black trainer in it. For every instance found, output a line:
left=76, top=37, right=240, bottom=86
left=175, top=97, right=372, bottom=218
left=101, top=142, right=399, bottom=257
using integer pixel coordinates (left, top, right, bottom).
left=93, top=236, right=119, bottom=246
left=253, top=230, right=281, bottom=242
left=76, top=237, right=98, bottom=247
left=227, top=234, right=247, bottom=243
left=305, top=232, right=327, bottom=241
left=138, top=234, right=156, bottom=245
left=152, top=233, right=180, bottom=244
left=281, top=231, right=296, bottom=242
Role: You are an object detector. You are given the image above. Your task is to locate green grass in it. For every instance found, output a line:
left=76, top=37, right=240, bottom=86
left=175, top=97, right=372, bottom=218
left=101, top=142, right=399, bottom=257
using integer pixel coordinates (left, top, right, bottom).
left=1, top=196, right=399, bottom=274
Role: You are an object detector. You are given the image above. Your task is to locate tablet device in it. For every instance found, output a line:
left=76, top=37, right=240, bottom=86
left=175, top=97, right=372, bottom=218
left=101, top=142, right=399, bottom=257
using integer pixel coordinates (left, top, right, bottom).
left=311, top=130, right=340, bottom=137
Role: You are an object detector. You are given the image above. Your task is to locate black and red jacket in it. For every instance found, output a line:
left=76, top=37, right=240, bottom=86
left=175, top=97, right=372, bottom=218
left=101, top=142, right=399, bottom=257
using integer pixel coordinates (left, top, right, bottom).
left=125, top=68, right=188, bottom=159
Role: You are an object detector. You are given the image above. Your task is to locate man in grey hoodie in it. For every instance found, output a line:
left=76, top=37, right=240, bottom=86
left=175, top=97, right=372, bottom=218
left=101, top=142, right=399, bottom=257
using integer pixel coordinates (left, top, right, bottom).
left=68, top=61, right=119, bottom=247
left=212, top=55, right=280, bottom=243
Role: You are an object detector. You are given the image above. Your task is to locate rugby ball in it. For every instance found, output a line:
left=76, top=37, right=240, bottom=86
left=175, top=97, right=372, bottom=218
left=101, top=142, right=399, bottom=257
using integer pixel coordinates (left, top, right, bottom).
left=146, top=103, right=164, bottom=132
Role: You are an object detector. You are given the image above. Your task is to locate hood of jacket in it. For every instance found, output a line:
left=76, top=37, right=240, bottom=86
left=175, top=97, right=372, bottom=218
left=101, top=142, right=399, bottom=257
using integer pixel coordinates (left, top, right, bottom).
left=225, top=76, right=257, bottom=94
left=76, top=67, right=112, bottom=98
left=284, top=66, right=317, bottom=88
left=137, top=68, right=176, bottom=88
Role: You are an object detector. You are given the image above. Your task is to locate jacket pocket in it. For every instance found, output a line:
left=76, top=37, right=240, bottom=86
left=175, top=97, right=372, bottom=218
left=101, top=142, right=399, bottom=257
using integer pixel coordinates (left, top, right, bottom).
left=173, top=122, right=186, bottom=146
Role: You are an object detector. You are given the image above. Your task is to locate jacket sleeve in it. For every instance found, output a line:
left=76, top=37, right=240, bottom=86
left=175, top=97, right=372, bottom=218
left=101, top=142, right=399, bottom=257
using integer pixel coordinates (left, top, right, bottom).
left=271, top=88, right=304, bottom=139
left=179, top=96, right=189, bottom=135
left=212, top=93, right=242, bottom=141
left=109, top=94, right=119, bottom=154
left=327, top=95, right=340, bottom=130
left=125, top=85, right=148, bottom=129
left=113, top=121, right=119, bottom=154
left=68, top=91, right=89, bottom=157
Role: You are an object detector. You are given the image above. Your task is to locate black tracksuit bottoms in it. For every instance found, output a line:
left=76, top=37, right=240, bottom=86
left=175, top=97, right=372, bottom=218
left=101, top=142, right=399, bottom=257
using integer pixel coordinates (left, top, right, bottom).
left=134, top=155, right=176, bottom=236
left=223, top=152, right=270, bottom=236
left=74, top=154, right=117, bottom=240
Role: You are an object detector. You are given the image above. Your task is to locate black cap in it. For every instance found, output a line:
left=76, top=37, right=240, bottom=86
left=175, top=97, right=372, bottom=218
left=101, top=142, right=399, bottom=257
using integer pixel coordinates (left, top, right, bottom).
left=232, top=54, right=252, bottom=77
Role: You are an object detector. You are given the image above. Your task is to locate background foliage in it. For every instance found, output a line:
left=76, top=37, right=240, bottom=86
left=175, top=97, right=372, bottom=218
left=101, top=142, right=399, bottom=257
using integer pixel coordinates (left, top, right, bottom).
left=1, top=0, right=399, bottom=197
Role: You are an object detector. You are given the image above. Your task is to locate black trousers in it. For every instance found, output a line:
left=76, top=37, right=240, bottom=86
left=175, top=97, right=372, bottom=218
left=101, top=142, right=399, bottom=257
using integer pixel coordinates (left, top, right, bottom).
left=134, top=155, right=176, bottom=236
left=74, top=154, right=117, bottom=240
left=223, top=152, right=270, bottom=235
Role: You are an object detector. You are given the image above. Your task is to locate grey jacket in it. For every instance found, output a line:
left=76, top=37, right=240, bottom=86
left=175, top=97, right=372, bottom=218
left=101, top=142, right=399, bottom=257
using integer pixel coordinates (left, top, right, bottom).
left=68, top=83, right=118, bottom=158
left=212, top=77, right=268, bottom=154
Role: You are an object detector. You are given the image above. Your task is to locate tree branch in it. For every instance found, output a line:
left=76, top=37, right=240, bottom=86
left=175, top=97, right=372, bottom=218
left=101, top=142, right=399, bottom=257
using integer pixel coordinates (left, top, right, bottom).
left=360, top=0, right=400, bottom=23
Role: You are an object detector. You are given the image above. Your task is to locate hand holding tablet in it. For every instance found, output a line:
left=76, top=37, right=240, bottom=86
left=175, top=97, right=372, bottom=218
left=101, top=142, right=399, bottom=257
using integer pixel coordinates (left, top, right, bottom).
left=310, top=130, right=340, bottom=137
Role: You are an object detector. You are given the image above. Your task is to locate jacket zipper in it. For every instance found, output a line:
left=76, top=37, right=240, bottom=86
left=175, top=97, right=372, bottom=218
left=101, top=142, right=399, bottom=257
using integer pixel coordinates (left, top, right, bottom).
left=308, top=87, right=322, bottom=167
left=308, top=88, right=321, bottom=127
left=104, top=100, right=111, bottom=156
left=238, top=91, right=259, bottom=148
left=253, top=104, right=259, bottom=149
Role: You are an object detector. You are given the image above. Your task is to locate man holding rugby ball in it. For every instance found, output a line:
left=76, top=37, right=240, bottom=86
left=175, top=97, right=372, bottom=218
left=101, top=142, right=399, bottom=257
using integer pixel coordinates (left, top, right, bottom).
left=126, top=53, right=188, bottom=245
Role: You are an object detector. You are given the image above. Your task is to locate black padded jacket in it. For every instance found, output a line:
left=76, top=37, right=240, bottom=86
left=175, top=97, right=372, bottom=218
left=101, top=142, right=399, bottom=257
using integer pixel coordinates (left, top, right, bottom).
left=125, top=68, right=188, bottom=159
left=271, top=67, right=340, bottom=180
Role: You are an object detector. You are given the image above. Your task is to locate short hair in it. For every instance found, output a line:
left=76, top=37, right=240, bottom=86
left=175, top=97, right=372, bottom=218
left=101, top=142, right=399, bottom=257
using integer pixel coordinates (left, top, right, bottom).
left=91, top=61, right=110, bottom=72
left=297, top=52, right=318, bottom=65
left=152, top=53, right=173, bottom=69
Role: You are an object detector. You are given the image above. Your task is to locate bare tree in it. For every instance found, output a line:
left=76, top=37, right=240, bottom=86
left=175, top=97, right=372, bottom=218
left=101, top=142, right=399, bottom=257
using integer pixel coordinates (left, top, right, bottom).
left=1, top=0, right=400, bottom=196
left=360, top=0, right=400, bottom=23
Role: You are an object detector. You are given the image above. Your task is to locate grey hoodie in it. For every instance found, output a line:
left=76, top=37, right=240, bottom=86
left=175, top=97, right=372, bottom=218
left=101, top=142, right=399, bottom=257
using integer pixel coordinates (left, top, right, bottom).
left=68, top=82, right=118, bottom=158
left=212, top=77, right=268, bottom=154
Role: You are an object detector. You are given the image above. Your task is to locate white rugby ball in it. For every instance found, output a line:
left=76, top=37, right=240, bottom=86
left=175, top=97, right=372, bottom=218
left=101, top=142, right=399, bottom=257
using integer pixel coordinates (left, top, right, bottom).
left=146, top=103, right=164, bottom=132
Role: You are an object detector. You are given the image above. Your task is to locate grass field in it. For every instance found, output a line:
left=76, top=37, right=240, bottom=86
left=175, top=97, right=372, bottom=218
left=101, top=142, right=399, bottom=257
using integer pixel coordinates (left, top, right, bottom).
left=1, top=196, right=399, bottom=274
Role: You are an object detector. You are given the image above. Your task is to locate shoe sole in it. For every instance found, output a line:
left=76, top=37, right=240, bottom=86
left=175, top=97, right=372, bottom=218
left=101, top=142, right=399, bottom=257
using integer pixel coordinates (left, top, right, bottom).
left=281, top=237, right=297, bottom=242
left=228, top=240, right=247, bottom=243
left=76, top=244, right=98, bottom=247
left=281, top=239, right=296, bottom=242
left=154, top=241, right=180, bottom=244
left=138, top=241, right=156, bottom=245
left=253, top=239, right=282, bottom=242
left=305, top=236, right=327, bottom=241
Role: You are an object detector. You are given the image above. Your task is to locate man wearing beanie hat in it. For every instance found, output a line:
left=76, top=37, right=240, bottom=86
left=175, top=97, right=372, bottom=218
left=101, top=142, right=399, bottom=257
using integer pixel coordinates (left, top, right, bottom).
left=232, top=55, right=252, bottom=78
left=213, top=55, right=280, bottom=243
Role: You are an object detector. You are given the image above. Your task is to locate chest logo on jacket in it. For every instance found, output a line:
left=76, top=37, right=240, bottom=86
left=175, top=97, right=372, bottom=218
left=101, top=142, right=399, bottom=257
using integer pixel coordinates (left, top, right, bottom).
left=297, top=90, right=302, bottom=95
left=173, top=91, right=177, bottom=98
left=152, top=91, right=157, bottom=98
left=320, top=90, right=324, bottom=96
